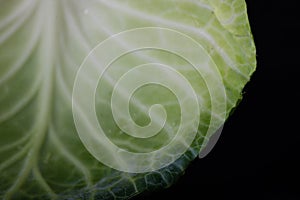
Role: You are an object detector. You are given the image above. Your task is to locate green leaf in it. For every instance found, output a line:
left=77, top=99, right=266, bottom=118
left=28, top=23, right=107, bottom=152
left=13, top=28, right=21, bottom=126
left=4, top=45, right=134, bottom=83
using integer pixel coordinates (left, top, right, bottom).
left=0, top=0, right=256, bottom=199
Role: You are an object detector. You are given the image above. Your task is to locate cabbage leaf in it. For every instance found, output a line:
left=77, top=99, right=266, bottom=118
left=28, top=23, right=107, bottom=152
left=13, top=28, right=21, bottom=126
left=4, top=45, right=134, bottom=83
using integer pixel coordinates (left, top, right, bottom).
left=0, top=0, right=256, bottom=199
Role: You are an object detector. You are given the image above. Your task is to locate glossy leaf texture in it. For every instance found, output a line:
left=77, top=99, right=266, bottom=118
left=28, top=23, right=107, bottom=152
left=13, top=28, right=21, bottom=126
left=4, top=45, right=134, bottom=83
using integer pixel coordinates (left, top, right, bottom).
left=0, top=0, right=256, bottom=199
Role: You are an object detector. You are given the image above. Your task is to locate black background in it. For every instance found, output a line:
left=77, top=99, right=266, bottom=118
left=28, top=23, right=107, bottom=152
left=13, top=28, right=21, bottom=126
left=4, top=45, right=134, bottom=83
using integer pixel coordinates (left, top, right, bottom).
left=140, top=1, right=299, bottom=199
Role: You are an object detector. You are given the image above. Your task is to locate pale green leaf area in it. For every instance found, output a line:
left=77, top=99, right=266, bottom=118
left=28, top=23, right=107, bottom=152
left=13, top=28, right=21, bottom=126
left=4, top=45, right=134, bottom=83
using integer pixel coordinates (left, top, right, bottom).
left=0, top=0, right=256, bottom=199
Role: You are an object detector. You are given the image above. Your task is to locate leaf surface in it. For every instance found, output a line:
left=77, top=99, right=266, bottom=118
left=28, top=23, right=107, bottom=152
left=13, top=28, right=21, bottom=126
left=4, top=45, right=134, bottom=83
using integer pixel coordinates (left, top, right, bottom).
left=0, top=0, right=256, bottom=199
